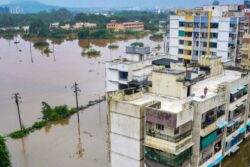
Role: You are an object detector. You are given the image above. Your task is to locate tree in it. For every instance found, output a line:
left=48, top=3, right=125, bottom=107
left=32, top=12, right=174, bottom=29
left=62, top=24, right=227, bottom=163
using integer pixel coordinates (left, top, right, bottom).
left=29, top=19, right=49, bottom=37
left=78, top=28, right=89, bottom=39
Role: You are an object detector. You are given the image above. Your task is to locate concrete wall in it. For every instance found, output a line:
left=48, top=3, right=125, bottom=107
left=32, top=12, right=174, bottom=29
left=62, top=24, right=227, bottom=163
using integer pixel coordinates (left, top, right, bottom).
left=111, top=133, right=144, bottom=160
left=111, top=153, right=144, bottom=167
left=169, top=16, right=180, bottom=57
left=152, top=71, right=187, bottom=98
left=109, top=100, right=148, bottom=167
left=177, top=108, right=194, bottom=127
left=217, top=17, right=230, bottom=61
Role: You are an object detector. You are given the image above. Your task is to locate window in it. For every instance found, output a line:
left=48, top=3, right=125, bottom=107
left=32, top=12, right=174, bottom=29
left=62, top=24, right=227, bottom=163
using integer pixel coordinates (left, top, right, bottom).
left=210, top=42, right=217, bottom=48
left=179, top=40, right=184, bottom=45
left=179, top=22, right=184, bottom=27
left=178, top=49, right=183, bottom=54
left=119, top=71, right=128, bottom=80
left=157, top=124, right=164, bottom=130
left=210, top=23, right=218, bottom=28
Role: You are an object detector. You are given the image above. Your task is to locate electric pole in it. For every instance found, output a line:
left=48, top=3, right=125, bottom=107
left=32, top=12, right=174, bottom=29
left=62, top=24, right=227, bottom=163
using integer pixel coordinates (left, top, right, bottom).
left=72, top=82, right=81, bottom=124
left=12, top=93, right=23, bottom=130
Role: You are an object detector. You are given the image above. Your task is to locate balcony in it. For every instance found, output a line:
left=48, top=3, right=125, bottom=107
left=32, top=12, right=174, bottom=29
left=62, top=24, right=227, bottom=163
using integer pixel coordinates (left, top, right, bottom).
left=202, top=108, right=225, bottom=129
left=145, top=146, right=192, bottom=167
left=145, top=134, right=193, bottom=155
left=200, top=115, right=226, bottom=137
left=146, top=130, right=192, bottom=143
left=184, top=27, right=193, bottom=32
left=183, top=55, right=192, bottom=60
left=184, top=37, right=193, bottom=41
left=184, top=45, right=192, bottom=50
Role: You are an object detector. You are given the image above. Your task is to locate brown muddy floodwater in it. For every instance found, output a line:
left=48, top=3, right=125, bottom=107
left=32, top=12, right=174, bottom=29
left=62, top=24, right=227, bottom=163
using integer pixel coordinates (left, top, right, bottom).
left=222, top=138, right=250, bottom=167
left=0, top=35, right=164, bottom=167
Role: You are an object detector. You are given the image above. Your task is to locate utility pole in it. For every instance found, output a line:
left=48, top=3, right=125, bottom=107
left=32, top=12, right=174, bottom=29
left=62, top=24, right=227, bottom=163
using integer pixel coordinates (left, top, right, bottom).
left=72, top=82, right=81, bottom=124
left=12, top=93, right=23, bottom=130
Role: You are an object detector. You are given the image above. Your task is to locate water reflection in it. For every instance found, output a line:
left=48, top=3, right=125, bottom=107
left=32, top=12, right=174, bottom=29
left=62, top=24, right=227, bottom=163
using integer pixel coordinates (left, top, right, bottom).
left=21, top=138, right=28, bottom=167
left=44, top=119, right=69, bottom=133
left=29, top=41, right=34, bottom=64
left=75, top=119, right=84, bottom=159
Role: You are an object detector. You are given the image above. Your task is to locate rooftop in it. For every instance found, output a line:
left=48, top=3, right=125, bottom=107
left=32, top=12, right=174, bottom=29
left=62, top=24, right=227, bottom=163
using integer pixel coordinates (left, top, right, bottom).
left=156, top=68, right=186, bottom=75
left=128, top=92, right=192, bottom=114
left=152, top=58, right=179, bottom=68
left=121, top=70, right=242, bottom=113
left=191, top=70, right=242, bottom=101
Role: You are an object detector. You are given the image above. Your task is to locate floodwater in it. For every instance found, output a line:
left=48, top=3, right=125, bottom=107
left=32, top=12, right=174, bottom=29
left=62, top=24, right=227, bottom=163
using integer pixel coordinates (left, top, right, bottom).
left=222, top=138, right=250, bottom=167
left=0, top=34, right=164, bottom=167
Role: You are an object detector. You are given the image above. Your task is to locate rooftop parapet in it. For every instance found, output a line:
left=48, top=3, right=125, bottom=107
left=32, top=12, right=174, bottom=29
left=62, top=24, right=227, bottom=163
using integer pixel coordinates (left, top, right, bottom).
left=126, top=46, right=150, bottom=55
left=107, top=87, right=144, bottom=102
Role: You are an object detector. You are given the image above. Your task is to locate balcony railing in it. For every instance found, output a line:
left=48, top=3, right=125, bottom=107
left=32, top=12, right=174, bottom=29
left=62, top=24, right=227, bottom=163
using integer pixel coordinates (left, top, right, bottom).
left=202, top=115, right=216, bottom=129
left=146, top=130, right=192, bottom=143
left=202, top=109, right=225, bottom=129
left=145, top=146, right=192, bottom=167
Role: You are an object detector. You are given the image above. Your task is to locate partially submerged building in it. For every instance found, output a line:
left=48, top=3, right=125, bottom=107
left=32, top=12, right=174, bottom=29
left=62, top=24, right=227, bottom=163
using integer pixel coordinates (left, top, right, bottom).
left=106, top=56, right=250, bottom=167
left=105, top=46, right=176, bottom=92
left=107, top=20, right=144, bottom=32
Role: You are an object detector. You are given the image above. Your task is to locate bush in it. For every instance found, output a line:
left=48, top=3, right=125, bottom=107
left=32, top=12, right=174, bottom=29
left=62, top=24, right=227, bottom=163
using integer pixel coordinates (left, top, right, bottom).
left=32, top=121, right=47, bottom=129
left=9, top=128, right=30, bottom=139
left=41, top=102, right=76, bottom=121
left=131, top=42, right=144, bottom=47
left=108, top=44, right=119, bottom=49
left=0, top=136, right=11, bottom=167
left=43, top=47, right=52, bottom=54
left=33, top=41, right=49, bottom=48
left=82, top=49, right=100, bottom=56
left=150, top=33, right=164, bottom=40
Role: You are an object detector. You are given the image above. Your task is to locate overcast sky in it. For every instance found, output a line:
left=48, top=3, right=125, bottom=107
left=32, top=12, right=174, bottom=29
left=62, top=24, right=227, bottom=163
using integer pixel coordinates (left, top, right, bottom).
left=0, top=0, right=244, bottom=8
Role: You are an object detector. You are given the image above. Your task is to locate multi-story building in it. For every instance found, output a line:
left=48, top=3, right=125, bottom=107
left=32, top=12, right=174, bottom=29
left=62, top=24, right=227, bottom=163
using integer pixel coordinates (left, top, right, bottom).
left=169, top=3, right=249, bottom=64
left=106, top=56, right=250, bottom=167
left=241, top=34, right=250, bottom=70
left=0, top=7, right=10, bottom=14
left=107, top=20, right=144, bottom=32
left=105, top=46, right=176, bottom=92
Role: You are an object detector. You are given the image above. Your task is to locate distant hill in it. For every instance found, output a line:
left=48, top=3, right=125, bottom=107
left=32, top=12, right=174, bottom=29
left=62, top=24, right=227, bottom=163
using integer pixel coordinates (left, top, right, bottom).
left=0, top=0, right=113, bottom=14
left=0, top=0, right=60, bottom=13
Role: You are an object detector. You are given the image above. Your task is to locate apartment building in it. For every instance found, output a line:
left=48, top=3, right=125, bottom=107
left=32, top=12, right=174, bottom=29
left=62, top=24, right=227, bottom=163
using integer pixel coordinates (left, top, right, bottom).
left=106, top=46, right=174, bottom=92
left=106, top=56, right=250, bottom=167
left=169, top=3, right=249, bottom=64
left=107, top=20, right=144, bottom=32
left=241, top=34, right=250, bottom=70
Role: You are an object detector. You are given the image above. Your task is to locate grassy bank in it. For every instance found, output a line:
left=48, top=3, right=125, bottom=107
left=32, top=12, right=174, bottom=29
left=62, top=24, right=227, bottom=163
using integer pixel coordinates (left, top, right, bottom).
left=0, top=136, right=11, bottom=167
left=9, top=99, right=104, bottom=139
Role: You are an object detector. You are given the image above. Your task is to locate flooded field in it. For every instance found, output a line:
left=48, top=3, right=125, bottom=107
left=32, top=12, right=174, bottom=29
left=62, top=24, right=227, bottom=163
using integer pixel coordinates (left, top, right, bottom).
left=0, top=34, right=250, bottom=167
left=0, top=35, right=163, bottom=167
